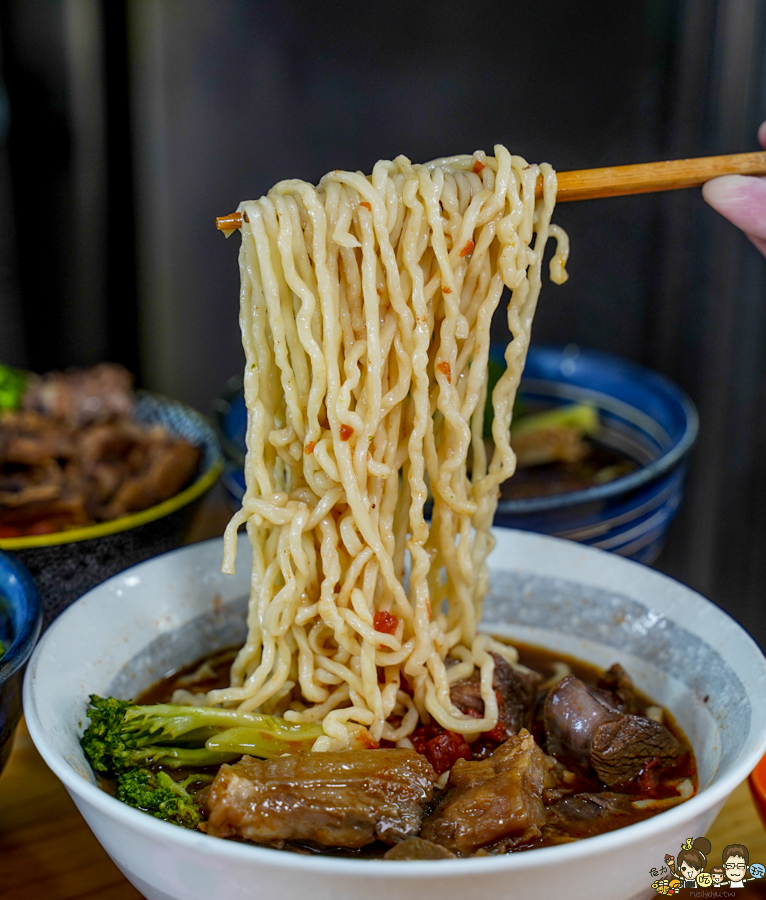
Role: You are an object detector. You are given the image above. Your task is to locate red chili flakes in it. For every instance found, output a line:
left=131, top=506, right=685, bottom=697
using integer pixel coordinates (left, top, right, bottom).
left=360, top=201, right=372, bottom=211
left=472, top=159, right=485, bottom=174
left=410, top=723, right=442, bottom=756
left=436, top=361, right=451, bottom=383
left=483, top=719, right=509, bottom=743
left=373, top=610, right=399, bottom=635
left=424, top=731, right=472, bottom=774
left=356, top=731, right=381, bottom=750
left=339, top=424, right=354, bottom=441
left=459, top=239, right=475, bottom=258
left=304, top=440, right=316, bottom=455
left=442, top=286, right=452, bottom=294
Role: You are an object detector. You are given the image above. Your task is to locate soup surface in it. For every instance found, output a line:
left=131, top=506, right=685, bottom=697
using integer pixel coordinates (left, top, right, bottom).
left=110, top=641, right=696, bottom=859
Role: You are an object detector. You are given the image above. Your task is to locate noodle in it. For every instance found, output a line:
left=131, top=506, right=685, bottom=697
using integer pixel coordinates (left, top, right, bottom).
left=211, top=145, right=568, bottom=749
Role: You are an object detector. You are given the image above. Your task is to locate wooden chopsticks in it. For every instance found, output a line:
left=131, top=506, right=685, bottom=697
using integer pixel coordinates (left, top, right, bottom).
left=216, top=151, right=766, bottom=230
left=553, top=151, right=766, bottom=202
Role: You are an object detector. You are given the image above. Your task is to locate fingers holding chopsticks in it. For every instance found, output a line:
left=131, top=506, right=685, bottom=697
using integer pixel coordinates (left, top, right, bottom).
left=702, top=121, right=766, bottom=257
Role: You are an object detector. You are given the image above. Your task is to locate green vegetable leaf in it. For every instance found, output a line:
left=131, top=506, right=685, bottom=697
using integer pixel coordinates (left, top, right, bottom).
left=510, top=402, right=599, bottom=439
left=0, top=365, right=27, bottom=412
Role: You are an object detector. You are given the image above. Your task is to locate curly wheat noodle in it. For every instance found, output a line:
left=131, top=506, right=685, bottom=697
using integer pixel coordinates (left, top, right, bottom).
left=211, top=145, right=569, bottom=750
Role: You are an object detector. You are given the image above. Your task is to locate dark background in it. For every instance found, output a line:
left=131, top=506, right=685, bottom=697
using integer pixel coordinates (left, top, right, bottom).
left=1, top=0, right=765, bottom=645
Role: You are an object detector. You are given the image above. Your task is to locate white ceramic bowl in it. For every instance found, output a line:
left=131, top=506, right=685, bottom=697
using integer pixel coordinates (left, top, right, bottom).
left=23, top=530, right=766, bottom=900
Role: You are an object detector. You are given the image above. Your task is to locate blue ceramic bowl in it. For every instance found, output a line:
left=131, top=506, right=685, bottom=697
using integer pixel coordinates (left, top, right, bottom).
left=0, top=392, right=223, bottom=627
left=212, top=377, right=248, bottom=509
left=492, top=344, right=698, bottom=563
left=214, top=346, right=698, bottom=564
left=0, top=551, right=42, bottom=776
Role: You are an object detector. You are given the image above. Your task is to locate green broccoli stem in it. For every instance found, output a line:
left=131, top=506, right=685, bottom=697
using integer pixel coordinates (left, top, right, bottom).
left=81, top=695, right=325, bottom=773
left=121, top=702, right=323, bottom=747
left=205, top=723, right=324, bottom=757
left=116, top=745, right=238, bottom=770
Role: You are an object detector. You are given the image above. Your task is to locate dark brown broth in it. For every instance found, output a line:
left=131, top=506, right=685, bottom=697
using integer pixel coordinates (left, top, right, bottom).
left=499, top=440, right=636, bottom=501
left=128, top=641, right=697, bottom=856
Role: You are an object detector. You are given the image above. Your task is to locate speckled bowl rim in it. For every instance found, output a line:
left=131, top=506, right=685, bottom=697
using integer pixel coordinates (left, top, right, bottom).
left=0, top=398, right=223, bottom=551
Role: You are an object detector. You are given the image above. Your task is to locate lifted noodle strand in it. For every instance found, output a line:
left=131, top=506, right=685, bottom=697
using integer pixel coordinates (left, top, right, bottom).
left=215, top=146, right=568, bottom=746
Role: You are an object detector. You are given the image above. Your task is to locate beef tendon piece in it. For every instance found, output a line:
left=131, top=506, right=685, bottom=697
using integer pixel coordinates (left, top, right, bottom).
left=450, top=652, right=541, bottom=737
left=420, top=730, right=545, bottom=856
left=544, top=675, right=620, bottom=769
left=545, top=792, right=655, bottom=840
left=543, top=675, right=681, bottom=787
left=205, top=749, right=436, bottom=848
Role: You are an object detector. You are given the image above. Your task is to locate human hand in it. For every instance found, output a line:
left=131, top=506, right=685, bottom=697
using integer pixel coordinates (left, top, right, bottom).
left=702, top=121, right=766, bottom=256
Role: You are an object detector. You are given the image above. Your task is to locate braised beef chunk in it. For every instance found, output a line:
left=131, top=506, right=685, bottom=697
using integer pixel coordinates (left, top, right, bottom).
left=205, top=749, right=436, bottom=848
left=101, top=434, right=200, bottom=518
left=590, top=715, right=681, bottom=786
left=420, top=730, right=545, bottom=855
left=544, top=675, right=682, bottom=787
left=22, top=364, right=135, bottom=427
left=450, top=652, right=541, bottom=737
left=384, top=837, right=456, bottom=860
left=597, top=663, right=641, bottom=715
left=545, top=792, right=654, bottom=839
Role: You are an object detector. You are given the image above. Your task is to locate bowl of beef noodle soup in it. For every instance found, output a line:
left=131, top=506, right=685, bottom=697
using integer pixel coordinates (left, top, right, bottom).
left=22, top=529, right=766, bottom=900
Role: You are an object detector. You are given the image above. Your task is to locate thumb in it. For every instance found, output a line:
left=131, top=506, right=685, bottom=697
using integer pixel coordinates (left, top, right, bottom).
left=702, top=174, right=766, bottom=255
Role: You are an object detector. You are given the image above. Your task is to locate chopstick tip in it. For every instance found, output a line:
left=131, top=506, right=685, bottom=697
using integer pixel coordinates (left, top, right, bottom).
left=216, top=212, right=243, bottom=233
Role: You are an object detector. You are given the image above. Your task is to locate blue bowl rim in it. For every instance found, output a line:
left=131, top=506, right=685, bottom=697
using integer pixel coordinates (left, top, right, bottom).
left=0, top=552, right=43, bottom=682
left=212, top=376, right=247, bottom=468
left=496, top=345, right=700, bottom=514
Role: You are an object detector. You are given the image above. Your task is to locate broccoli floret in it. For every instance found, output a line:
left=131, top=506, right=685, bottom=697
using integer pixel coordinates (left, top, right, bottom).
left=117, top=768, right=209, bottom=829
left=80, top=695, right=324, bottom=773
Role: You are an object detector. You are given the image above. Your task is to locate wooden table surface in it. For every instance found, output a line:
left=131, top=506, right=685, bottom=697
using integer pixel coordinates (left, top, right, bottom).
left=2, top=497, right=765, bottom=899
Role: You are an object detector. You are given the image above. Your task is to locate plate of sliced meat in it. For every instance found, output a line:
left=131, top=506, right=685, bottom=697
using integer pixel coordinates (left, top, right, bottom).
left=0, top=363, right=222, bottom=625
